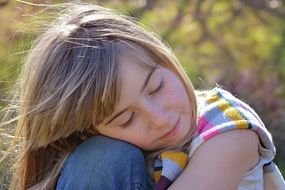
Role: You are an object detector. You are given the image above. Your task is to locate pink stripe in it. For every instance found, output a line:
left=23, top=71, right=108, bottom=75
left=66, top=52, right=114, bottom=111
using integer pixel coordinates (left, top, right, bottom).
left=202, top=129, right=220, bottom=141
left=197, top=116, right=215, bottom=134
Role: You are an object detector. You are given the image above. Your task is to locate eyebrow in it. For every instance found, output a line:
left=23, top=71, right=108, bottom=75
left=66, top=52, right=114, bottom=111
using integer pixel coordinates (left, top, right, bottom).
left=140, top=67, right=156, bottom=92
left=105, top=107, right=129, bottom=125
left=104, top=68, right=156, bottom=125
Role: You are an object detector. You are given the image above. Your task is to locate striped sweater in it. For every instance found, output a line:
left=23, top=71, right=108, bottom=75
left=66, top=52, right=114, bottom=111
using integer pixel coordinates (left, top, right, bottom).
left=153, top=87, right=285, bottom=190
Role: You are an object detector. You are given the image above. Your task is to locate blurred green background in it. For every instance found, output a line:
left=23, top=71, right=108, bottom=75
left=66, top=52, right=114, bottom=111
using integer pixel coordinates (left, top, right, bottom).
left=0, top=0, right=284, bottom=188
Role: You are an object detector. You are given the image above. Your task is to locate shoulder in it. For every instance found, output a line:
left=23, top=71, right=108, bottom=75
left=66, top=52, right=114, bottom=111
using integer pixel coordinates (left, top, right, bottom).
left=194, top=87, right=260, bottom=170
left=192, top=129, right=259, bottom=188
left=194, top=87, right=266, bottom=137
left=192, top=129, right=259, bottom=169
left=170, top=129, right=259, bottom=190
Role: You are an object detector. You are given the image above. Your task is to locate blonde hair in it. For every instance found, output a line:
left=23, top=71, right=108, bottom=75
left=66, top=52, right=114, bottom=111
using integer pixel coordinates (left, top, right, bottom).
left=3, top=3, right=197, bottom=189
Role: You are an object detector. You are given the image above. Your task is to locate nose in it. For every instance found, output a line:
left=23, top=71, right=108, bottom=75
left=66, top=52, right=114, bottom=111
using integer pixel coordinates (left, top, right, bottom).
left=142, top=101, right=169, bottom=129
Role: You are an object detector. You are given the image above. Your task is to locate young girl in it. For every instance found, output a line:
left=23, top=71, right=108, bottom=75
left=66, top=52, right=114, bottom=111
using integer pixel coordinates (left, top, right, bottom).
left=2, top=3, right=284, bottom=190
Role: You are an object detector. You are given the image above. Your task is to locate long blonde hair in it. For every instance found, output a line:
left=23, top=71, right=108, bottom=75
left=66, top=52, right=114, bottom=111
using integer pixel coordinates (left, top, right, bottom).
left=3, top=3, right=198, bottom=189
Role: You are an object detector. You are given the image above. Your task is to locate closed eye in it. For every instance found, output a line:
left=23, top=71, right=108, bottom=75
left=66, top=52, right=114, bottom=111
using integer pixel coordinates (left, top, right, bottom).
left=149, top=79, right=165, bottom=96
left=120, top=112, right=135, bottom=128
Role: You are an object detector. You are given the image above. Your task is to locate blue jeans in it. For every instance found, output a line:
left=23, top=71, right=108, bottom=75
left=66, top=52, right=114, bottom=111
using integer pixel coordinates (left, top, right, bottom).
left=56, top=135, right=151, bottom=190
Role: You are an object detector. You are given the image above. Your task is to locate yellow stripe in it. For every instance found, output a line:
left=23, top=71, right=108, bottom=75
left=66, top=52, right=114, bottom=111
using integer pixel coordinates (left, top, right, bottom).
left=160, top=151, right=188, bottom=169
left=206, top=91, right=249, bottom=129
left=154, top=171, right=161, bottom=183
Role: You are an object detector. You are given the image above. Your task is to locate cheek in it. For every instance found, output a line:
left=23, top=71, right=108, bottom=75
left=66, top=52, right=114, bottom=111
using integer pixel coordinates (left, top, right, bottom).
left=96, top=126, right=117, bottom=138
left=125, top=127, right=153, bottom=148
left=167, top=79, right=188, bottom=104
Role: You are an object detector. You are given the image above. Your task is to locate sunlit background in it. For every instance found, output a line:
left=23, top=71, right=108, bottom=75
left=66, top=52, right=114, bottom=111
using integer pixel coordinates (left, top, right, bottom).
left=1, top=0, right=284, bottom=188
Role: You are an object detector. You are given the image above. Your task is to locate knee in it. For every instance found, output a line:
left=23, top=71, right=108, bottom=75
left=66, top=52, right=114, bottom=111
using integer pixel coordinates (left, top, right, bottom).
left=57, top=136, right=147, bottom=189
left=72, top=135, right=144, bottom=164
left=64, top=135, right=145, bottom=172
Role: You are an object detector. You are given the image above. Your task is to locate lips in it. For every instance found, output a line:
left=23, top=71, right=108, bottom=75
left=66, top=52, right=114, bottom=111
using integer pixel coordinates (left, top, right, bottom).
left=161, top=117, right=180, bottom=139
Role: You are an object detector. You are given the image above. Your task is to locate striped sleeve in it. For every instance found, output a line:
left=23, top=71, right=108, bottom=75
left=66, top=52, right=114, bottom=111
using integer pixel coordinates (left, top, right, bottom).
left=189, top=87, right=275, bottom=159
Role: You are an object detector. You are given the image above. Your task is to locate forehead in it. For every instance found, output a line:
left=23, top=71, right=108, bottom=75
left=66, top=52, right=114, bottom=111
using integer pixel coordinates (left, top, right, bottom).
left=117, top=42, right=157, bottom=70
left=118, top=57, right=148, bottom=87
left=116, top=43, right=157, bottom=88
left=112, top=46, right=155, bottom=107
left=116, top=51, right=153, bottom=95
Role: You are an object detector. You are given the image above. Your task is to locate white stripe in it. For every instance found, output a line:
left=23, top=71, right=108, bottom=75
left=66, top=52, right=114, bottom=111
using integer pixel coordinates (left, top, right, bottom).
left=161, top=158, right=183, bottom=181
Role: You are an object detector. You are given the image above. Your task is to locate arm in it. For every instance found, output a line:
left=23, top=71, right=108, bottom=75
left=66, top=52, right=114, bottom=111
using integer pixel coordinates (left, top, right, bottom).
left=168, top=129, right=259, bottom=190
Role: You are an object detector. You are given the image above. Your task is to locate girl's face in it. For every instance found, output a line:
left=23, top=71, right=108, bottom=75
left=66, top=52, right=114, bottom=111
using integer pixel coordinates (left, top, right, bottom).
left=96, top=56, right=193, bottom=151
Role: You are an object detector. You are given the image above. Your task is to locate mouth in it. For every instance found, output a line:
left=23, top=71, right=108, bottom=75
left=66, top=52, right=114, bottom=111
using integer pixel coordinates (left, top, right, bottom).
left=160, top=117, right=180, bottom=139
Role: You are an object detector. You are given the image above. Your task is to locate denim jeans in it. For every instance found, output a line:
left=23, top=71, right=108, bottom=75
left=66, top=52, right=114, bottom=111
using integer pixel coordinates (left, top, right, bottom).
left=56, top=135, right=151, bottom=190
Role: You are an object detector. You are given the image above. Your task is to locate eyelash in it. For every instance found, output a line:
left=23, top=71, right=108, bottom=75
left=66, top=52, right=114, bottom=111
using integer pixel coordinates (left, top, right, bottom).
left=149, top=79, right=165, bottom=96
left=121, top=112, right=135, bottom=128
left=120, top=79, right=165, bottom=128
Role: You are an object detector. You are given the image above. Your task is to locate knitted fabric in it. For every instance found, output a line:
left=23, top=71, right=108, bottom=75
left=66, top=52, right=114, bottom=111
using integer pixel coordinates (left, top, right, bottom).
left=151, top=87, right=285, bottom=190
left=153, top=151, right=188, bottom=190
